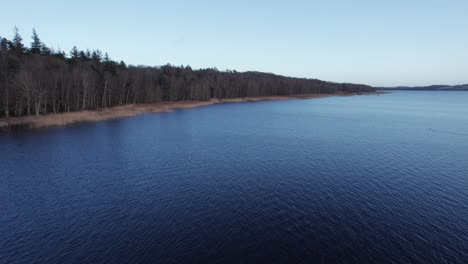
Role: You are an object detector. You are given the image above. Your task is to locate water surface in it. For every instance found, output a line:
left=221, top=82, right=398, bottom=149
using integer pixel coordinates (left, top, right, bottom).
left=1, top=91, right=467, bottom=263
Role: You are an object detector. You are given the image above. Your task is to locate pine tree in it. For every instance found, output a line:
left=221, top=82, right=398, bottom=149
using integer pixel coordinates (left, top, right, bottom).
left=30, top=28, right=42, bottom=54
left=41, top=43, right=51, bottom=55
left=0, top=37, right=9, bottom=53
left=12, top=26, right=25, bottom=54
left=103, top=52, right=116, bottom=74
left=91, top=49, right=102, bottom=62
left=70, top=46, right=79, bottom=60
left=118, top=60, right=127, bottom=69
left=103, top=52, right=110, bottom=63
left=85, top=49, right=91, bottom=59
left=79, top=50, right=87, bottom=60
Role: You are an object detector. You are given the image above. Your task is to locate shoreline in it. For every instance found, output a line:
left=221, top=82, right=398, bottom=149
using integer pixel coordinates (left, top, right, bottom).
left=0, top=92, right=384, bottom=130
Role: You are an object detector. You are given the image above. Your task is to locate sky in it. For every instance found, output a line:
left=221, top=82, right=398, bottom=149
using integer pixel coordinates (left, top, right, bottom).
left=1, top=0, right=467, bottom=87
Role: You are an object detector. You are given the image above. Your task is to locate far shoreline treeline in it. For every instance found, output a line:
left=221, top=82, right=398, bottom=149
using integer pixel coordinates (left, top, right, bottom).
left=0, top=27, right=375, bottom=118
left=378, top=84, right=468, bottom=91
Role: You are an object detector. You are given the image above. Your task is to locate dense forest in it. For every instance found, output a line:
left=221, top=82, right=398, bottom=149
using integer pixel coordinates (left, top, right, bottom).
left=0, top=28, right=375, bottom=118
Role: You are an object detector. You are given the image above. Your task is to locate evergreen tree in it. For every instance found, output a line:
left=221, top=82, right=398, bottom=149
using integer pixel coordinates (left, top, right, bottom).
left=54, top=47, right=65, bottom=58
left=70, top=46, right=79, bottom=60
left=11, top=26, right=25, bottom=54
left=41, top=43, right=51, bottom=55
left=103, top=52, right=110, bottom=63
left=103, top=52, right=116, bottom=74
left=91, top=49, right=102, bottom=62
left=0, top=37, right=9, bottom=53
left=119, top=60, right=127, bottom=69
left=85, top=49, right=91, bottom=59
left=79, top=50, right=88, bottom=60
left=30, top=28, right=42, bottom=54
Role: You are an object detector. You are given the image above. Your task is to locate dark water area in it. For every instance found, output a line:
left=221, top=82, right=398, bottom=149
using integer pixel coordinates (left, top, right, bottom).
left=1, top=91, right=467, bottom=263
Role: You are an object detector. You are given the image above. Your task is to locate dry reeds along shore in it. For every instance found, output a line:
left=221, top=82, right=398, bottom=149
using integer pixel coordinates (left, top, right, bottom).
left=0, top=93, right=384, bottom=129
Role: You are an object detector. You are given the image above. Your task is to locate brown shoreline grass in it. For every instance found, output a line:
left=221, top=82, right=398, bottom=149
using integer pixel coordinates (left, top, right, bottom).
left=0, top=92, right=386, bottom=130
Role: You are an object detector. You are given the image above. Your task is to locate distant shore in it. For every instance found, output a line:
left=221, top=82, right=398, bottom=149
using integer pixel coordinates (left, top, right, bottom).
left=0, top=92, right=385, bottom=130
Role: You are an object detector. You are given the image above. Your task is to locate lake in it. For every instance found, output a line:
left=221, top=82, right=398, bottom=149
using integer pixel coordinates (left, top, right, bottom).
left=1, top=91, right=467, bottom=263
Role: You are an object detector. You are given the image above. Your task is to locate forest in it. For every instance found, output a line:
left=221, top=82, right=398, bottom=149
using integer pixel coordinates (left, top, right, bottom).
left=379, top=84, right=468, bottom=91
left=0, top=28, right=375, bottom=118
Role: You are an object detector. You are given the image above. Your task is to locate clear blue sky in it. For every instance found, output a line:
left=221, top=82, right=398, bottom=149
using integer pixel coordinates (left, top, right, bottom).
left=1, top=0, right=467, bottom=86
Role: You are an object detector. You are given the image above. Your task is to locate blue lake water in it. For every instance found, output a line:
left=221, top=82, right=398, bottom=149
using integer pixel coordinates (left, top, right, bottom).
left=1, top=91, right=467, bottom=263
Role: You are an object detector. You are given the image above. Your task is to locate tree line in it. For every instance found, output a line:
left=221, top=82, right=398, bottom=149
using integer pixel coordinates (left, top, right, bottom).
left=0, top=27, right=375, bottom=118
